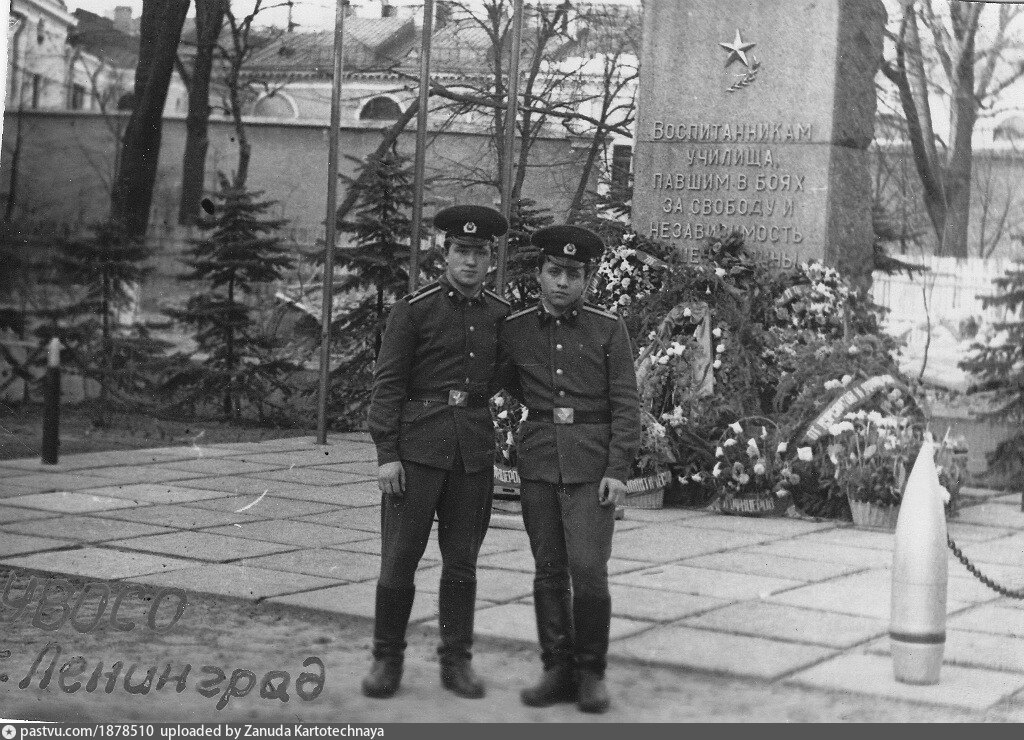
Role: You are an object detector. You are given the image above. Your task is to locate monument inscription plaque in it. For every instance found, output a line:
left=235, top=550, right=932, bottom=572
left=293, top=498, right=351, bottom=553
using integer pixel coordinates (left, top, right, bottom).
left=633, top=0, right=885, bottom=281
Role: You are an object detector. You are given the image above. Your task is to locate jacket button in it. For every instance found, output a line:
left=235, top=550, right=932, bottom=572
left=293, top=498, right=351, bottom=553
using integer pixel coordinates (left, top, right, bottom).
left=556, top=344, right=563, bottom=350
left=469, top=352, right=475, bottom=358
left=556, top=369, right=563, bottom=375
left=469, top=325, right=475, bottom=331
left=555, top=319, right=561, bottom=326
left=558, top=390, right=566, bottom=397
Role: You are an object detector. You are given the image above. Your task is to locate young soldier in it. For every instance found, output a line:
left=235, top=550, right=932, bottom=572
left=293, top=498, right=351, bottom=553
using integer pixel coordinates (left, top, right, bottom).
left=499, top=224, right=641, bottom=714
left=363, top=204, right=510, bottom=700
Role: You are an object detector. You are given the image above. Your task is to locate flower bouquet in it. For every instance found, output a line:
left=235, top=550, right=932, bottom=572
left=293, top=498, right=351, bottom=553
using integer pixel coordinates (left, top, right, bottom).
left=711, top=418, right=795, bottom=517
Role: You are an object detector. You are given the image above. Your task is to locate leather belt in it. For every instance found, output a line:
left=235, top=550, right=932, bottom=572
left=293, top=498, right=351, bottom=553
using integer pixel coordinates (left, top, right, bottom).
left=406, top=391, right=489, bottom=408
left=528, top=408, right=611, bottom=424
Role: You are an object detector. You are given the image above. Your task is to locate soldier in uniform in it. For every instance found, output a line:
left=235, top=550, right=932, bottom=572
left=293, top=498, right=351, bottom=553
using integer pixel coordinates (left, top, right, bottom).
left=499, top=224, right=641, bottom=714
left=362, top=204, right=511, bottom=700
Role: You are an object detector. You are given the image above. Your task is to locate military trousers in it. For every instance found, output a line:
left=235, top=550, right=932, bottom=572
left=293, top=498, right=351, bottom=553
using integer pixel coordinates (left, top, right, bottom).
left=519, top=479, right=615, bottom=599
left=377, top=458, right=494, bottom=589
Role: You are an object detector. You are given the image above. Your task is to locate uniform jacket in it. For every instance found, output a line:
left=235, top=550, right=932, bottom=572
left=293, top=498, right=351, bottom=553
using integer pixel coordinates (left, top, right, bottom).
left=367, top=274, right=511, bottom=473
left=500, top=301, right=641, bottom=484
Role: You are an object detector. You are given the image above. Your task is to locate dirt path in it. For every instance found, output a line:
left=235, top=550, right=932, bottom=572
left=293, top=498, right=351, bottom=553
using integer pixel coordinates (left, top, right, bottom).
left=0, top=581, right=1017, bottom=723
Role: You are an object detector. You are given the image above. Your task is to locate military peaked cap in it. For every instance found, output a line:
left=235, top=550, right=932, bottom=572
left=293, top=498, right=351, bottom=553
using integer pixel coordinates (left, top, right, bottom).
left=532, top=224, right=605, bottom=263
left=434, top=205, right=509, bottom=242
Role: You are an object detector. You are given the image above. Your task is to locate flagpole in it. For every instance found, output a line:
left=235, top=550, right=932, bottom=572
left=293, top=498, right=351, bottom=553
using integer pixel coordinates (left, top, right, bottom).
left=495, top=0, right=524, bottom=295
left=316, top=0, right=348, bottom=445
left=408, top=0, right=435, bottom=294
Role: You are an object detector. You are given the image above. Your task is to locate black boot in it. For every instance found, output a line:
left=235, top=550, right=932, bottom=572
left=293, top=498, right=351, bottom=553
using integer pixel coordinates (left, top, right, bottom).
left=438, top=579, right=485, bottom=699
left=574, top=593, right=611, bottom=714
left=361, top=584, right=416, bottom=698
left=521, top=581, right=577, bottom=707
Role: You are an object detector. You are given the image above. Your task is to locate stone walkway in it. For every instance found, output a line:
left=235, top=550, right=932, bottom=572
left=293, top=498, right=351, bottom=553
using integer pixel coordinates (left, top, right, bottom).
left=2, top=435, right=1024, bottom=714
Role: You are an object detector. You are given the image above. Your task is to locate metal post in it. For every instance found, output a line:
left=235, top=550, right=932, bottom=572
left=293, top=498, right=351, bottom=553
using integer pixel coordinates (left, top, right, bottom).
left=41, top=337, right=61, bottom=465
left=408, top=0, right=435, bottom=294
left=316, top=0, right=348, bottom=445
left=495, top=0, right=524, bottom=294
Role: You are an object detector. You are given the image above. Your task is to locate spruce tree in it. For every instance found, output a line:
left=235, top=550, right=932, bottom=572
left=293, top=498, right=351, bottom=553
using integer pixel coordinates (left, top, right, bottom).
left=503, top=198, right=554, bottom=311
left=960, top=257, right=1024, bottom=475
left=166, top=173, right=296, bottom=419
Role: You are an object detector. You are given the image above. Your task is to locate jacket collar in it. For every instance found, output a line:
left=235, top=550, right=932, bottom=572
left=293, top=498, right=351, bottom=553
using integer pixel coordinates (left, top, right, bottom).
left=439, top=274, right=484, bottom=306
left=537, top=299, right=581, bottom=325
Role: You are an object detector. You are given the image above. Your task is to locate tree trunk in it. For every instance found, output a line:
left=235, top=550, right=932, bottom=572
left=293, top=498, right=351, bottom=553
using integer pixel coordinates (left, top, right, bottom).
left=110, top=0, right=190, bottom=241
left=178, top=0, right=228, bottom=226
left=940, top=15, right=978, bottom=259
left=228, top=66, right=252, bottom=189
left=225, top=276, right=235, bottom=419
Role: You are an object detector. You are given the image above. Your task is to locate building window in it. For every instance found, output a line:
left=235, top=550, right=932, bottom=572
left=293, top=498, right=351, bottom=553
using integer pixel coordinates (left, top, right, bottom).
left=31, top=75, right=42, bottom=108
left=70, top=83, right=86, bottom=110
left=610, top=144, right=632, bottom=201
left=359, top=96, right=402, bottom=121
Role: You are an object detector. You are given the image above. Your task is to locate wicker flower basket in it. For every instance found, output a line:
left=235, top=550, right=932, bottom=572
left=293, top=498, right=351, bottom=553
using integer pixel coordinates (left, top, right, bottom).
left=718, top=490, right=792, bottom=517
left=848, top=497, right=900, bottom=531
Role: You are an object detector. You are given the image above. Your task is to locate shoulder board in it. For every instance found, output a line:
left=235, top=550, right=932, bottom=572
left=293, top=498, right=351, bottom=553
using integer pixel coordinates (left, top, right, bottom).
left=582, top=304, right=619, bottom=321
left=483, top=289, right=510, bottom=307
left=406, top=283, right=442, bottom=304
left=505, top=306, right=539, bottom=322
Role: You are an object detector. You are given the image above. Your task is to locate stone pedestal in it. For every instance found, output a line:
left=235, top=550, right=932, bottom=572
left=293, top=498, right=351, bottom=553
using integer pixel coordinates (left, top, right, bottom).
left=632, top=0, right=885, bottom=282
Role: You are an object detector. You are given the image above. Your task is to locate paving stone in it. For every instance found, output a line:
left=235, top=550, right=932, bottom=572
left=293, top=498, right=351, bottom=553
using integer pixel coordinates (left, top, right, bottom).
left=947, top=570, right=1018, bottom=604
left=66, top=466, right=207, bottom=484
left=241, top=448, right=376, bottom=467
left=0, top=450, right=183, bottom=471
left=158, top=458, right=288, bottom=476
left=947, top=521, right=1018, bottom=543
left=790, top=527, right=896, bottom=551
left=0, top=533, right=75, bottom=556
left=693, top=514, right=837, bottom=537
left=610, top=523, right=771, bottom=562
left=212, top=437, right=321, bottom=452
left=239, top=548, right=380, bottom=582
left=257, top=467, right=370, bottom=487
left=416, top=566, right=533, bottom=603
left=187, top=495, right=339, bottom=519
left=610, top=563, right=803, bottom=601
left=959, top=533, right=1024, bottom=566
left=6, top=491, right=142, bottom=514
left=956, top=503, right=1024, bottom=529
left=175, top=475, right=318, bottom=497
left=949, top=603, right=1024, bottom=638
left=297, top=507, right=380, bottom=533
left=107, top=530, right=295, bottom=562
left=611, top=624, right=835, bottom=680
left=265, top=485, right=373, bottom=506
left=0, top=546, right=195, bottom=579
left=473, top=602, right=648, bottom=643
left=109, top=445, right=240, bottom=461
left=312, top=461, right=378, bottom=476
left=679, top=550, right=863, bottom=583
left=0, top=483, right=40, bottom=499
left=614, top=508, right=712, bottom=523
left=0, top=505, right=58, bottom=524
left=1, top=473, right=124, bottom=493
left=1, top=515, right=173, bottom=543
left=205, top=520, right=378, bottom=547
left=607, top=583, right=728, bottom=622
left=100, top=504, right=256, bottom=529
left=128, top=563, right=339, bottom=600
left=741, top=540, right=894, bottom=568
left=681, top=600, right=888, bottom=648
left=475, top=548, right=540, bottom=573
left=82, top=483, right=231, bottom=506
left=767, top=569, right=972, bottom=619
left=784, top=653, right=1024, bottom=711
left=267, top=580, right=440, bottom=623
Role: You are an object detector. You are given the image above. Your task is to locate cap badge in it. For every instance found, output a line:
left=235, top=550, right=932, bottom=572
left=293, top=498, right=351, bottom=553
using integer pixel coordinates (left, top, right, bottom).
left=563, top=243, right=577, bottom=256
left=464, top=221, right=477, bottom=234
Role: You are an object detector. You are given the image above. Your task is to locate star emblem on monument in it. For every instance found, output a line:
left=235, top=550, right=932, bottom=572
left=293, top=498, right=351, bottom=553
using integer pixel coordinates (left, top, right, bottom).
left=719, top=29, right=756, bottom=69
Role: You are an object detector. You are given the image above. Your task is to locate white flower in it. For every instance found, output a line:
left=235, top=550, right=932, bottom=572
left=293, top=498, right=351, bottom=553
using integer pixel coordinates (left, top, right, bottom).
left=493, top=396, right=504, bottom=407
left=823, top=379, right=842, bottom=391
left=716, top=344, right=726, bottom=354
left=746, top=440, right=761, bottom=458
left=715, top=446, right=725, bottom=457
left=738, top=473, right=750, bottom=485
left=797, top=447, right=813, bottom=462
left=683, top=307, right=692, bottom=317
left=690, top=472, right=703, bottom=482
left=729, top=422, right=743, bottom=434
left=520, top=408, right=528, bottom=421
left=712, top=327, right=722, bottom=338
left=712, top=462, right=723, bottom=478
left=712, top=359, right=722, bottom=369
left=840, top=374, right=853, bottom=386
left=828, top=424, right=843, bottom=437
left=775, top=489, right=789, bottom=498
left=723, top=438, right=737, bottom=447
left=777, top=442, right=787, bottom=454
left=618, top=294, right=631, bottom=306
left=498, top=410, right=508, bottom=420
left=506, top=432, right=514, bottom=445
left=621, top=278, right=631, bottom=289
left=657, top=355, right=669, bottom=365
left=848, top=345, right=859, bottom=355
left=715, top=267, right=726, bottom=278
left=753, top=462, right=766, bottom=475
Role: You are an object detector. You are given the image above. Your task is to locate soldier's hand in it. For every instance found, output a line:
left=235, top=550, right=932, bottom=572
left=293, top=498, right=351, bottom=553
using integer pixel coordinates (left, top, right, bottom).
left=598, top=477, right=626, bottom=508
left=379, top=461, right=406, bottom=498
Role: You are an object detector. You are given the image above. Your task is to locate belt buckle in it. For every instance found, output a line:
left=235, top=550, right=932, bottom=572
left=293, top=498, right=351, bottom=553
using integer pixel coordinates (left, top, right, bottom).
left=554, top=407, right=574, bottom=424
left=448, top=390, right=468, bottom=407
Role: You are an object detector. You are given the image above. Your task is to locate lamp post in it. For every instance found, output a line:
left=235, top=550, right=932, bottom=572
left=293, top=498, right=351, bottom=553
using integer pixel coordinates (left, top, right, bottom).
left=408, top=0, right=436, bottom=294
left=495, top=0, right=524, bottom=294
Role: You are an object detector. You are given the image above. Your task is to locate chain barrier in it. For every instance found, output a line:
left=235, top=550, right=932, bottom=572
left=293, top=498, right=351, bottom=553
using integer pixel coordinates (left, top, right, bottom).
left=947, top=536, right=1024, bottom=599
